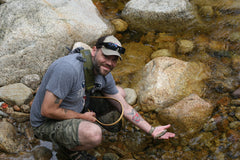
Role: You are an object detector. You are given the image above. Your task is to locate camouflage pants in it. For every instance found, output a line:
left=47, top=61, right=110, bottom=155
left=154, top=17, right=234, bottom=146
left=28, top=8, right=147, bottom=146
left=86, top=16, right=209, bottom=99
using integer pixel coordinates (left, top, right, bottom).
left=32, top=119, right=83, bottom=150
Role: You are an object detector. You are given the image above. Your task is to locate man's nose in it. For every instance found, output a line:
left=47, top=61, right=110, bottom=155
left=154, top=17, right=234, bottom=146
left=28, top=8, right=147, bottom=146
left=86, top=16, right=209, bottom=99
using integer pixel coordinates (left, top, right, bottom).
left=106, top=58, right=113, bottom=66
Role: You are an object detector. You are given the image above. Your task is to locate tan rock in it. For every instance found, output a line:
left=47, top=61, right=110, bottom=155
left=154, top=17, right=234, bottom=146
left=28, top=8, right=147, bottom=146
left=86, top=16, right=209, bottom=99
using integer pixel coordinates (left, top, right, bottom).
left=177, top=40, right=194, bottom=54
left=199, top=6, right=214, bottom=17
left=0, top=83, right=33, bottom=106
left=136, top=57, right=210, bottom=111
left=111, top=19, right=128, bottom=32
left=231, top=54, right=240, bottom=71
left=208, top=40, right=227, bottom=51
left=0, top=121, right=21, bottom=153
left=151, top=49, right=172, bottom=59
left=157, top=94, right=213, bottom=136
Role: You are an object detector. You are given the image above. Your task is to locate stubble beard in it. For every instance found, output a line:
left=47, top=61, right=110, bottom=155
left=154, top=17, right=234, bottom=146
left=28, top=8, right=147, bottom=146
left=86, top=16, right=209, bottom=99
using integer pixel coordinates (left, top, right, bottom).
left=92, top=57, right=111, bottom=76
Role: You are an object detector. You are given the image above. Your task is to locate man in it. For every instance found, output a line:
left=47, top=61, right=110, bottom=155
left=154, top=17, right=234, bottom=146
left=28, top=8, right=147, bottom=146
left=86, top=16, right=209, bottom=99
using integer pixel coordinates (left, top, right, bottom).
left=30, top=35, right=175, bottom=160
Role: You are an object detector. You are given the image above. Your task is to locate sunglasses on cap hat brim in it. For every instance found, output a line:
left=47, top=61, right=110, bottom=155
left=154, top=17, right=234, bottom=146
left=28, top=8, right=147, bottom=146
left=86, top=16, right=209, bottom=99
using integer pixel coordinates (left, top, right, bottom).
left=100, top=42, right=125, bottom=54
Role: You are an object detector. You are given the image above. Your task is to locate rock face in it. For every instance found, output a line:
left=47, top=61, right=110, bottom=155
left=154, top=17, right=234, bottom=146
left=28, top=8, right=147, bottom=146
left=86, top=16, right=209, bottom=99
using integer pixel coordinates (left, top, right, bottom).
left=121, top=0, right=197, bottom=33
left=157, top=94, right=213, bottom=136
left=136, top=57, right=210, bottom=111
left=0, top=0, right=114, bottom=86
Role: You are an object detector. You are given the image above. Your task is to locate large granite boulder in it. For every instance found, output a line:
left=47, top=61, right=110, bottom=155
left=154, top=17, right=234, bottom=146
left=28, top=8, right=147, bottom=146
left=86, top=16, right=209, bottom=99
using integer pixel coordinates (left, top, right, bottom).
left=136, top=57, right=210, bottom=111
left=0, top=0, right=114, bottom=86
left=121, top=0, right=197, bottom=33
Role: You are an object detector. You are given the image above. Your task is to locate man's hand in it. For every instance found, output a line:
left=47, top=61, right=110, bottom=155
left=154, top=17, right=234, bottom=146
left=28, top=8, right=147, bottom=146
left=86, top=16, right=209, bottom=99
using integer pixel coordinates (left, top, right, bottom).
left=81, top=111, right=97, bottom=122
left=151, top=124, right=175, bottom=139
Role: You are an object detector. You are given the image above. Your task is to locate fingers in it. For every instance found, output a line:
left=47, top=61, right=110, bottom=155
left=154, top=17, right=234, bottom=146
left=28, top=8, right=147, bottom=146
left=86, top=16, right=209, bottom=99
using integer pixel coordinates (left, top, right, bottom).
left=158, top=132, right=175, bottom=139
left=154, top=129, right=167, bottom=139
left=163, top=124, right=171, bottom=129
left=154, top=124, right=175, bottom=139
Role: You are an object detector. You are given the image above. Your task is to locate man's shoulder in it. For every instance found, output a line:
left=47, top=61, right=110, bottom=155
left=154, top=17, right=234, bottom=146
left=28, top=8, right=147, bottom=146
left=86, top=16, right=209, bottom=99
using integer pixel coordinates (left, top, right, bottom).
left=54, top=54, right=83, bottom=68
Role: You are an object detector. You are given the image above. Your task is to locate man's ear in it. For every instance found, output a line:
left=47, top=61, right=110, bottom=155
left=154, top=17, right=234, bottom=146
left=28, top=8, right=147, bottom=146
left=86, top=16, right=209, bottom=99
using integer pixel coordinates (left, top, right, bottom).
left=91, top=46, right=97, bottom=56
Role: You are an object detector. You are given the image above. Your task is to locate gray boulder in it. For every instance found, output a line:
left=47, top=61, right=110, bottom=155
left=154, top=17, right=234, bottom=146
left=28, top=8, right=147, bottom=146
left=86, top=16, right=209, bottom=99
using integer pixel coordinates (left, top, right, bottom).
left=122, top=0, right=197, bottom=33
left=0, top=0, right=114, bottom=86
left=0, top=83, right=33, bottom=106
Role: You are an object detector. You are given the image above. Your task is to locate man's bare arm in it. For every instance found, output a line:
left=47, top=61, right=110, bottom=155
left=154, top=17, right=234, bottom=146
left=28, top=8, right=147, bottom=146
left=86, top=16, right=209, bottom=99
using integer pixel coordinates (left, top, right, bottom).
left=41, top=90, right=96, bottom=122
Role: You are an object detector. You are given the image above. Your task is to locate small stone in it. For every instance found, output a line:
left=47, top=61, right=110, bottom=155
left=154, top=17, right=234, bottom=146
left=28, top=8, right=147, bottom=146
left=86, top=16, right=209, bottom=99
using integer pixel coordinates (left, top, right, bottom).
left=103, top=153, right=119, bottom=160
left=20, top=104, right=31, bottom=113
left=13, top=105, right=21, bottom=112
left=208, top=40, right=227, bottom=51
left=231, top=99, right=240, bottom=105
left=177, top=40, right=194, bottom=54
left=235, top=107, right=240, bottom=120
left=226, top=130, right=240, bottom=142
left=229, top=121, right=240, bottom=130
left=199, top=6, right=214, bottom=17
left=124, top=88, right=137, bottom=105
left=151, top=49, right=172, bottom=59
left=33, top=146, right=52, bottom=160
left=111, top=19, right=128, bottom=32
left=229, top=32, right=240, bottom=42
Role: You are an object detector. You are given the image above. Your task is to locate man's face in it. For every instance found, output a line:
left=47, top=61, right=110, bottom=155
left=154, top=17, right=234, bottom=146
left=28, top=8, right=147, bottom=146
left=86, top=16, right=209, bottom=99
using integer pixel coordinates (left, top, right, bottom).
left=92, top=48, right=118, bottom=76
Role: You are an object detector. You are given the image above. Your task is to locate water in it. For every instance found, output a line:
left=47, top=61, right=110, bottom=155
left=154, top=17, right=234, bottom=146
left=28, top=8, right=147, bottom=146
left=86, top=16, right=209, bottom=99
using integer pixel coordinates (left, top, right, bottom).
left=91, top=0, right=240, bottom=159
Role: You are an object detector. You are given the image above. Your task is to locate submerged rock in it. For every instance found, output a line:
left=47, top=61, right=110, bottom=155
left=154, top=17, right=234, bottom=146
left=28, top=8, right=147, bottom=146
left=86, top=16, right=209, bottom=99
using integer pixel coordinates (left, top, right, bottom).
left=157, top=94, right=213, bottom=136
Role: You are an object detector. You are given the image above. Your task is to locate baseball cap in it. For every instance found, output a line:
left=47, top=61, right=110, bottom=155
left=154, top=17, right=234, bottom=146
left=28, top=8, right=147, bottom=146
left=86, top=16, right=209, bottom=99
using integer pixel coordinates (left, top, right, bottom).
left=101, top=35, right=125, bottom=59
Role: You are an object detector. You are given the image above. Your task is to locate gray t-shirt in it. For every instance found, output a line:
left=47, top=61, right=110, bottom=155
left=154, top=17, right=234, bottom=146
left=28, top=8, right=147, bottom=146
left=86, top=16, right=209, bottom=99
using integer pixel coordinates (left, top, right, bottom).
left=30, top=53, right=118, bottom=127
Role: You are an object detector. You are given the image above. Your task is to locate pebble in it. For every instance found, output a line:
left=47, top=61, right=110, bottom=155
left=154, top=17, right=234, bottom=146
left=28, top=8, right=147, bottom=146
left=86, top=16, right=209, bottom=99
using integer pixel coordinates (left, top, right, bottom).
left=235, top=107, right=240, bottom=120
left=124, top=88, right=137, bottom=105
left=111, top=19, right=128, bottom=32
left=13, top=105, right=21, bottom=111
left=20, top=104, right=31, bottom=113
left=231, top=99, right=240, bottom=106
left=103, top=153, right=119, bottom=160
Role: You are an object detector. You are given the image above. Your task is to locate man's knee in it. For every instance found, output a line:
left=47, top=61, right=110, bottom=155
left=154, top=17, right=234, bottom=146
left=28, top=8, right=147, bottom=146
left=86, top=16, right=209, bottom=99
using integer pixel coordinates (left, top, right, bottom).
left=78, top=122, right=102, bottom=146
left=86, top=126, right=102, bottom=145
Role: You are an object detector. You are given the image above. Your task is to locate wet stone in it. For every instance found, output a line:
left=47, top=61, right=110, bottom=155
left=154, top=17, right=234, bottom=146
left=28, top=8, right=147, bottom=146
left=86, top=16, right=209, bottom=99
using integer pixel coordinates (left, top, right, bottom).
left=20, top=104, right=31, bottom=113
left=103, top=153, right=119, bottom=160
left=229, top=121, right=240, bottom=129
left=235, top=107, right=240, bottom=120
left=226, top=130, right=240, bottom=142
left=124, top=88, right=137, bottom=105
left=32, top=146, right=52, bottom=160
left=231, top=99, right=240, bottom=105
left=13, top=105, right=21, bottom=111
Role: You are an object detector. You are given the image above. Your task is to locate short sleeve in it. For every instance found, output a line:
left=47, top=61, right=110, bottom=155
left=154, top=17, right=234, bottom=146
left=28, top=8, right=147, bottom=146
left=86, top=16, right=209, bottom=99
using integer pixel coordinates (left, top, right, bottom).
left=46, top=63, right=75, bottom=99
left=102, top=73, right=118, bottom=95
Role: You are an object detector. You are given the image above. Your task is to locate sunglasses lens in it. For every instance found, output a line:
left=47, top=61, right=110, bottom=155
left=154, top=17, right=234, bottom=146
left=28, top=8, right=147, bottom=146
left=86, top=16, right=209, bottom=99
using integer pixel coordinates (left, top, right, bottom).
left=106, top=43, right=118, bottom=50
left=118, top=47, right=125, bottom=54
left=102, top=43, right=125, bottom=54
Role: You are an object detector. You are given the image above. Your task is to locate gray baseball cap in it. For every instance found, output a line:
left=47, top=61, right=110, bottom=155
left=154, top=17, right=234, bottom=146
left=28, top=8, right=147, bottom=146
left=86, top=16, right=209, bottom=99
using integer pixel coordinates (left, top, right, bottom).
left=101, top=35, right=124, bottom=59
